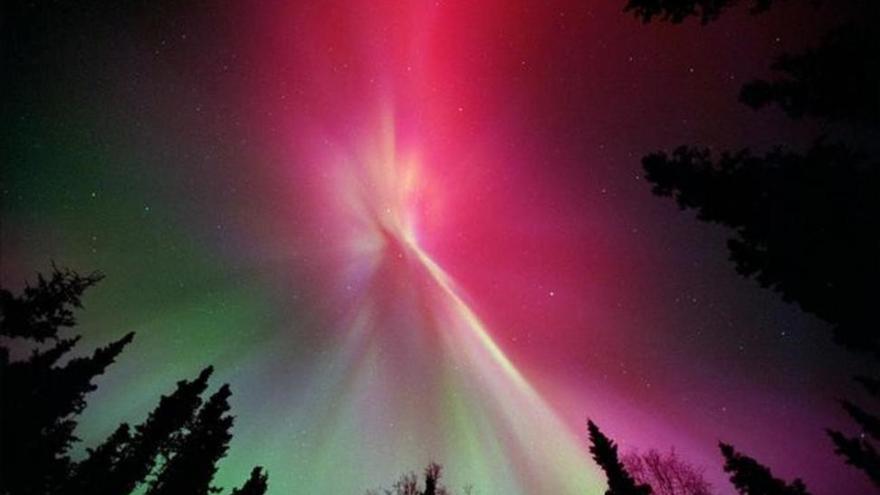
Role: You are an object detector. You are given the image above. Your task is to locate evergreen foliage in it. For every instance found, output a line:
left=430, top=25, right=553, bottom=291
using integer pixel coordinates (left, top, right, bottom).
left=231, top=467, right=270, bottom=495
left=588, top=420, right=653, bottom=495
left=719, top=444, right=810, bottom=495
left=0, top=267, right=268, bottom=495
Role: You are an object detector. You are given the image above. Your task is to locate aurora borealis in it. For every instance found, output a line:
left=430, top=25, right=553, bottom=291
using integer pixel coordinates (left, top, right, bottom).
left=2, top=1, right=875, bottom=494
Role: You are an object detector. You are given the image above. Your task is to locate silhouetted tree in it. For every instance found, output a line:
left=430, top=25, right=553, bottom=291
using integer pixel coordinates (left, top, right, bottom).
left=0, top=267, right=269, bottom=495
left=626, top=0, right=880, bottom=488
left=0, top=266, right=134, bottom=495
left=624, top=0, right=774, bottom=24
left=230, top=467, right=269, bottom=495
left=642, top=142, right=880, bottom=354
left=423, top=463, right=441, bottom=495
left=147, top=384, right=234, bottom=495
left=856, top=376, right=880, bottom=397
left=739, top=24, right=880, bottom=126
left=629, top=0, right=880, bottom=357
left=64, top=424, right=132, bottom=495
left=719, top=443, right=810, bottom=494
left=0, top=265, right=102, bottom=342
left=391, top=472, right=420, bottom=495
left=826, top=375, right=880, bottom=486
left=588, top=420, right=653, bottom=495
left=86, top=367, right=214, bottom=495
left=623, top=448, right=713, bottom=495
left=369, top=463, right=451, bottom=495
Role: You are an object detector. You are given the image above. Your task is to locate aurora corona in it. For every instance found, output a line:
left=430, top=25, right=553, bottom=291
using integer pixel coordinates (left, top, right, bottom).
left=289, top=109, right=600, bottom=492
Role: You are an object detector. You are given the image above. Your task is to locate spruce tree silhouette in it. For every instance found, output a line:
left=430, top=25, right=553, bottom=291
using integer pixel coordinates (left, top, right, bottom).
left=625, top=1, right=880, bottom=127
left=64, top=424, right=132, bottom=495
left=0, top=266, right=134, bottom=495
left=627, top=0, right=880, bottom=360
left=0, top=265, right=102, bottom=342
left=826, top=375, right=880, bottom=486
left=623, top=0, right=774, bottom=24
left=87, top=366, right=214, bottom=495
left=0, top=267, right=270, bottom=495
left=231, top=467, right=269, bottom=495
left=147, top=384, right=234, bottom=495
left=739, top=23, right=880, bottom=127
left=642, top=142, right=880, bottom=354
left=719, top=443, right=811, bottom=495
left=623, top=0, right=880, bottom=486
left=588, top=420, right=653, bottom=495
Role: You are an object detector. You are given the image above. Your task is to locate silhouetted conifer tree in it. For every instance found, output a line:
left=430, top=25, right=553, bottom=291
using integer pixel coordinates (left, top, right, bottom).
left=719, top=443, right=810, bottom=495
left=626, top=0, right=880, bottom=488
left=0, top=267, right=133, bottom=495
left=2, top=266, right=270, bottom=495
left=739, top=23, right=880, bottom=126
left=147, top=384, right=234, bottom=495
left=588, top=420, right=653, bottom=495
left=642, top=142, right=880, bottom=354
left=826, top=375, right=880, bottom=486
left=64, top=424, right=132, bottom=494
left=856, top=376, right=880, bottom=397
left=0, top=265, right=102, bottom=342
left=89, top=367, right=214, bottom=495
left=230, top=467, right=269, bottom=495
left=624, top=0, right=880, bottom=132
left=624, top=0, right=773, bottom=24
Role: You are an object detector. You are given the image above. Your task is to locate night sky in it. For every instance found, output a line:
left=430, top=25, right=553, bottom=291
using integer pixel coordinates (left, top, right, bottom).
left=1, top=1, right=874, bottom=494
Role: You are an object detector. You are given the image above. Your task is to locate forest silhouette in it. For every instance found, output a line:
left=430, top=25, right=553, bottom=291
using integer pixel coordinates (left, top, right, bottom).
left=0, top=268, right=267, bottom=495
left=0, top=269, right=461, bottom=495
left=2, top=268, right=854, bottom=494
left=2, top=0, right=879, bottom=494
left=627, top=0, right=879, bottom=490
